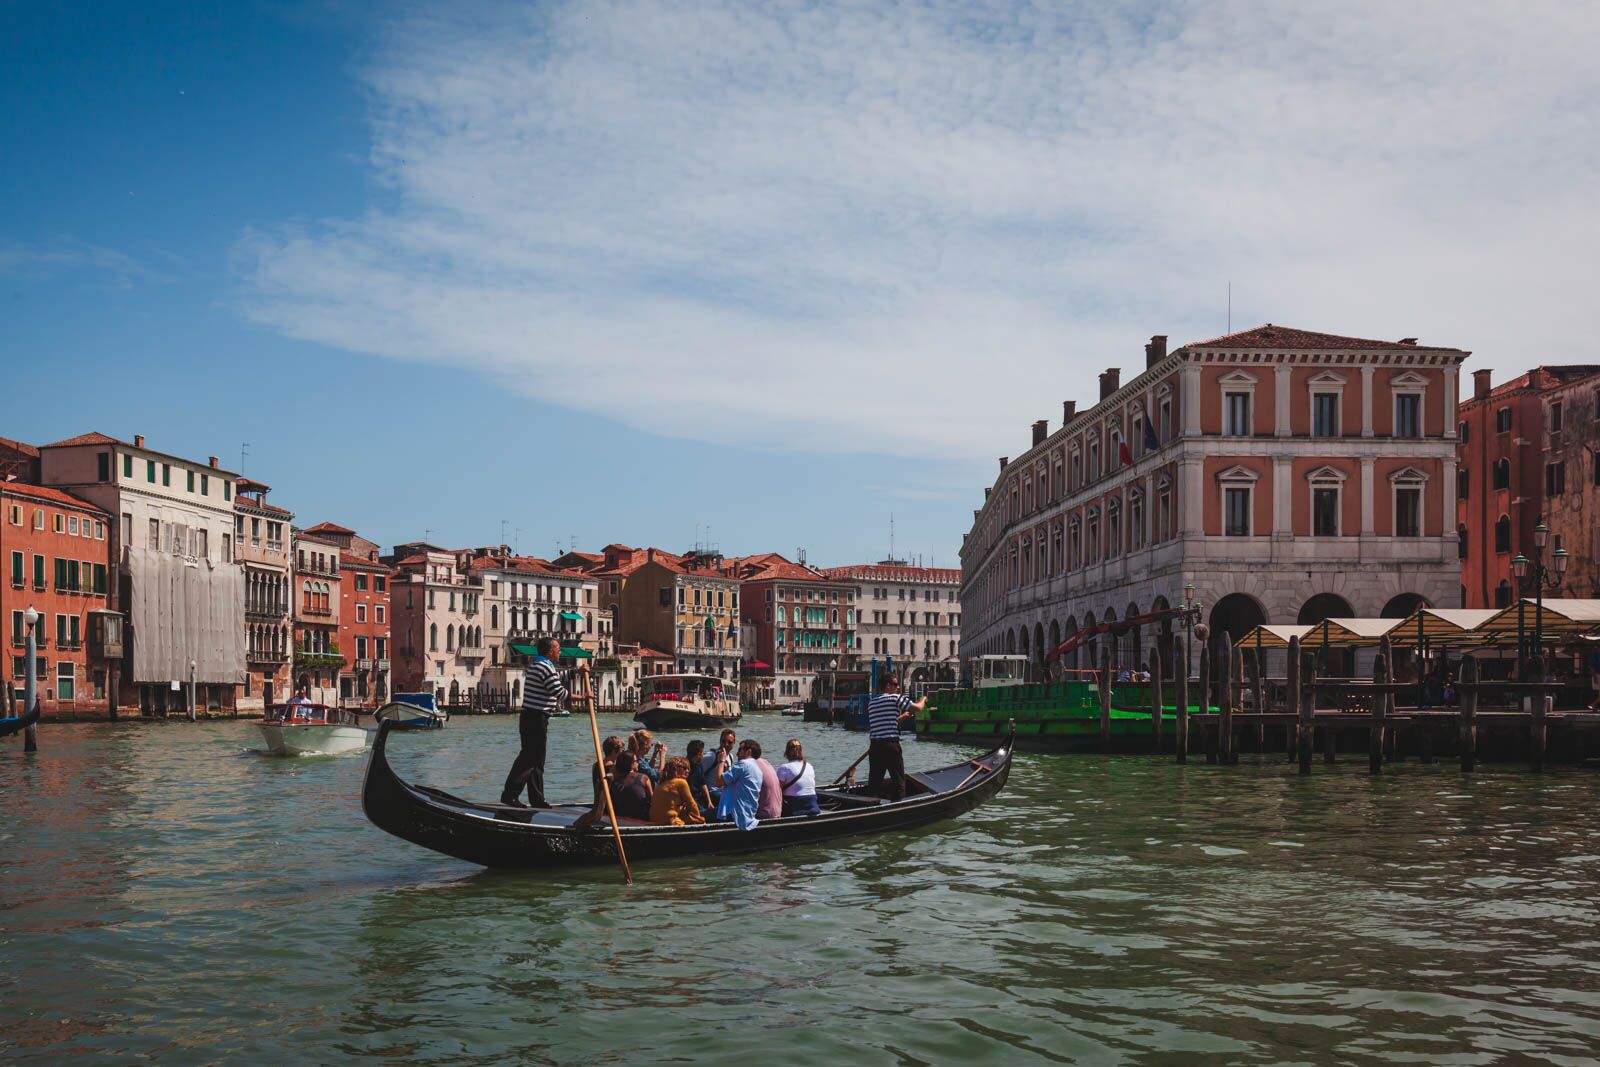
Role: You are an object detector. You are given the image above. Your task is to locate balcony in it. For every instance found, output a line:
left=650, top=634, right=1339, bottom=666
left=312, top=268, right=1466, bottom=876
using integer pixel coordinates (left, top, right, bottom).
left=248, top=648, right=289, bottom=664
left=356, top=658, right=374, bottom=671
left=457, top=645, right=487, bottom=661
left=375, top=658, right=390, bottom=671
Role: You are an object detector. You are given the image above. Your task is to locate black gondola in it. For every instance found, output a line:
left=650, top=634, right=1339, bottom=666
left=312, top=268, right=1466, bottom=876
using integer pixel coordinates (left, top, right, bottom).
left=361, top=720, right=1014, bottom=870
left=0, top=705, right=39, bottom=739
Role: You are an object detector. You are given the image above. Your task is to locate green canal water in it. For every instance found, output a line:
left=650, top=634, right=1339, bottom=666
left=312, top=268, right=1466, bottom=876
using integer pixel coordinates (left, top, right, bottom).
left=4, top=715, right=1600, bottom=1064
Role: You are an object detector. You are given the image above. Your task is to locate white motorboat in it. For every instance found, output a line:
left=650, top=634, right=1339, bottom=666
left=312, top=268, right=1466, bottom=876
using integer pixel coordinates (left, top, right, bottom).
left=633, top=673, right=741, bottom=730
left=258, top=700, right=370, bottom=756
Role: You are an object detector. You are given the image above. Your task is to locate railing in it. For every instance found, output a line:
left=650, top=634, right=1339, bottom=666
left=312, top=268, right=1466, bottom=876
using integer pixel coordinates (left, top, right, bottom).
left=248, top=648, right=289, bottom=663
left=356, top=658, right=373, bottom=671
left=375, top=658, right=390, bottom=671
left=56, top=638, right=81, bottom=651
left=457, top=645, right=486, bottom=660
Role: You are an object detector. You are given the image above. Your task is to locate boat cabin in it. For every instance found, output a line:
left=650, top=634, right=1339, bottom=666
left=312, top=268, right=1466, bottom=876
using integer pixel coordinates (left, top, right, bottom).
left=264, top=701, right=361, bottom=727
left=970, top=654, right=1028, bottom=689
left=641, top=674, right=730, bottom=704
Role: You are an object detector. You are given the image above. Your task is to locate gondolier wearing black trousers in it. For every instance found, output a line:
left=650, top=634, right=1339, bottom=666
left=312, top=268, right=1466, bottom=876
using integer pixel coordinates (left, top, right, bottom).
left=865, top=673, right=926, bottom=801
left=501, top=637, right=587, bottom=808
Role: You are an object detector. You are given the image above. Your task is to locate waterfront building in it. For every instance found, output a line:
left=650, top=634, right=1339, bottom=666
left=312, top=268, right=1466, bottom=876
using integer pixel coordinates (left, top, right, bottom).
left=960, top=326, right=1468, bottom=677
left=732, top=552, right=855, bottom=698
left=468, top=549, right=601, bottom=706
left=234, top=479, right=292, bottom=712
left=0, top=436, right=41, bottom=484
left=39, top=433, right=244, bottom=714
left=386, top=543, right=484, bottom=706
left=821, top=559, right=961, bottom=692
left=605, top=547, right=741, bottom=677
left=295, top=522, right=392, bottom=707
left=3, top=480, right=115, bottom=716
left=291, top=531, right=342, bottom=703
left=1458, top=366, right=1600, bottom=608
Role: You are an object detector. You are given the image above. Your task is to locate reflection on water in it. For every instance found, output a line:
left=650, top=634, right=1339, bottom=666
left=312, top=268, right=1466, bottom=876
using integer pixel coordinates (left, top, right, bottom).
left=4, top=716, right=1600, bottom=1063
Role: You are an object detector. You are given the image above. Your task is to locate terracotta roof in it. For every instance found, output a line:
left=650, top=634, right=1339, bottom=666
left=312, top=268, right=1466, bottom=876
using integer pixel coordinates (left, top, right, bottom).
left=340, top=552, right=388, bottom=571
left=294, top=532, right=341, bottom=549
left=638, top=645, right=674, bottom=659
left=392, top=554, right=431, bottom=566
left=822, top=564, right=962, bottom=584
left=602, top=543, right=633, bottom=553
left=236, top=477, right=271, bottom=493
left=729, top=552, right=837, bottom=583
left=40, top=431, right=122, bottom=448
left=0, top=482, right=107, bottom=514
left=304, top=521, right=355, bottom=536
left=0, top=436, right=39, bottom=457
left=1464, top=365, right=1600, bottom=405
left=1184, top=324, right=1465, bottom=353
left=238, top=499, right=293, bottom=517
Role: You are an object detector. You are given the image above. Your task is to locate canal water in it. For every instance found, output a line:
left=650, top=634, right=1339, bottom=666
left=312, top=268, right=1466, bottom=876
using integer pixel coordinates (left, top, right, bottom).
left=3, top=716, right=1600, bottom=1064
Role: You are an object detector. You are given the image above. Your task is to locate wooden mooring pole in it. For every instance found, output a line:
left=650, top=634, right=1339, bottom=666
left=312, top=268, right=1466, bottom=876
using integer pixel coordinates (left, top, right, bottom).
left=1199, top=642, right=1215, bottom=764
left=1531, top=694, right=1549, bottom=772
left=1099, top=649, right=1112, bottom=751
left=1250, top=649, right=1266, bottom=754
left=1286, top=635, right=1301, bottom=764
left=1150, top=640, right=1163, bottom=752
left=1174, top=638, right=1189, bottom=764
left=1296, top=639, right=1314, bottom=775
left=1460, top=653, right=1478, bottom=773
left=1370, top=637, right=1389, bottom=775
left=1219, top=631, right=1235, bottom=765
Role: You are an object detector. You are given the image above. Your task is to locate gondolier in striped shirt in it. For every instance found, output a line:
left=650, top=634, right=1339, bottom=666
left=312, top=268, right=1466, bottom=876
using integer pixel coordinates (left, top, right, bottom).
left=501, top=636, right=588, bottom=808
left=865, top=673, right=926, bottom=801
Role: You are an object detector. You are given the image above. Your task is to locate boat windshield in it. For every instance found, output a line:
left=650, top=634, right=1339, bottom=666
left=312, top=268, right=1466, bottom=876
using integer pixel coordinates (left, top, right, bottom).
left=265, top=703, right=356, bottom=726
left=643, top=676, right=724, bottom=702
left=977, top=657, right=1027, bottom=684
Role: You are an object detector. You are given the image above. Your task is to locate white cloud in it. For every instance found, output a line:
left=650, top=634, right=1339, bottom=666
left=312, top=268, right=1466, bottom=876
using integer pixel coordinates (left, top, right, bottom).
left=0, top=239, right=149, bottom=286
left=239, top=0, right=1600, bottom=459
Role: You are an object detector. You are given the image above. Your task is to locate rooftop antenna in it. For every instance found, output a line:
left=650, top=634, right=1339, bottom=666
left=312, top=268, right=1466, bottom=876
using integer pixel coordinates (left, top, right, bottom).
left=240, top=442, right=250, bottom=475
left=424, top=528, right=433, bottom=544
left=890, top=513, right=896, bottom=561
left=500, top=519, right=508, bottom=547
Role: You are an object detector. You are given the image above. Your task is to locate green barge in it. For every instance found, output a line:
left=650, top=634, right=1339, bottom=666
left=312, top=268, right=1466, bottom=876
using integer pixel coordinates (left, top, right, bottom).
left=916, top=678, right=1215, bottom=752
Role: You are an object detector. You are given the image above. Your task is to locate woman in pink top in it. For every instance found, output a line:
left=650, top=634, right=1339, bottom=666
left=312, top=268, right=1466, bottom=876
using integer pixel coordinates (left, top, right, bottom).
left=745, top=739, right=784, bottom=820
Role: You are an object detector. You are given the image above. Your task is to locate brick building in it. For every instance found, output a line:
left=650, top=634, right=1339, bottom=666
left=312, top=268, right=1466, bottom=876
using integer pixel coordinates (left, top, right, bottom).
left=235, top=479, right=293, bottom=711
left=600, top=547, right=742, bottom=677
left=732, top=553, right=853, bottom=699
left=292, top=531, right=342, bottom=703
left=295, top=521, right=393, bottom=707
left=1458, top=366, right=1600, bottom=608
left=3, top=481, right=115, bottom=716
left=962, top=325, right=1468, bottom=678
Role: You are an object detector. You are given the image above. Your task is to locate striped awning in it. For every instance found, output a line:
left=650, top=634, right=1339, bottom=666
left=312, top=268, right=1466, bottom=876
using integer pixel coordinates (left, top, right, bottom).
left=1473, top=599, right=1600, bottom=640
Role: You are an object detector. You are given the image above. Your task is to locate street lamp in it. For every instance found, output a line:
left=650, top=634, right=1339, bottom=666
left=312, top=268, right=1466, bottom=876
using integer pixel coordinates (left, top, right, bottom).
left=23, top=606, right=39, bottom=751
left=189, top=658, right=198, bottom=722
left=1178, top=582, right=1204, bottom=679
left=1512, top=518, right=1568, bottom=679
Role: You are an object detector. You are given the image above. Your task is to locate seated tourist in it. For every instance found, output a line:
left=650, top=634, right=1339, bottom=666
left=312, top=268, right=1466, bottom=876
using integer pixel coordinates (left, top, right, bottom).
left=748, top=739, right=783, bottom=821
left=685, top=739, right=713, bottom=810
left=776, top=738, right=819, bottom=817
left=650, top=756, right=707, bottom=826
left=715, top=741, right=765, bottom=830
left=628, top=729, right=665, bottom=784
left=573, top=735, right=626, bottom=830
left=705, top=728, right=737, bottom=799
left=610, top=751, right=654, bottom=821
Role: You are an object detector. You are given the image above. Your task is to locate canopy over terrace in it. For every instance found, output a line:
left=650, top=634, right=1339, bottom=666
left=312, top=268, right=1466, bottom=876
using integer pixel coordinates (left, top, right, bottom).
left=1239, top=618, right=1405, bottom=651
left=1475, top=599, right=1600, bottom=643
left=1385, top=608, right=1502, bottom=649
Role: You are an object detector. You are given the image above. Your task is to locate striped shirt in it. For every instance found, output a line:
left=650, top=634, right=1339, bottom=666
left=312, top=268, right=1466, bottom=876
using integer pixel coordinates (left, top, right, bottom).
left=522, top=657, right=570, bottom=717
left=867, top=692, right=912, bottom=740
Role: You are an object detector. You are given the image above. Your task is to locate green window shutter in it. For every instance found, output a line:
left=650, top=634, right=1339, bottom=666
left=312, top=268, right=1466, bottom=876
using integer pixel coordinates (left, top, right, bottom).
left=9, top=551, right=19, bottom=585
left=68, top=560, right=80, bottom=591
left=54, top=558, right=66, bottom=590
left=122, top=454, right=132, bottom=478
left=33, top=554, right=44, bottom=588
left=200, top=474, right=208, bottom=496
left=223, top=480, right=231, bottom=501
left=187, top=471, right=195, bottom=492
left=146, top=460, right=155, bottom=483
left=94, top=564, right=106, bottom=594
left=162, top=464, right=170, bottom=486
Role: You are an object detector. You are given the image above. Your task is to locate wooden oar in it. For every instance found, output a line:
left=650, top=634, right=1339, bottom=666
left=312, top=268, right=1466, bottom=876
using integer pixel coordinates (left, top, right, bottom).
left=583, top=673, right=632, bottom=885
left=831, top=746, right=871, bottom=786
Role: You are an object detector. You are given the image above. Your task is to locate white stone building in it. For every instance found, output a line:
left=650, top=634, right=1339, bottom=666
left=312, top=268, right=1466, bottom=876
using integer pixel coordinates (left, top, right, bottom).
left=821, top=560, right=962, bottom=692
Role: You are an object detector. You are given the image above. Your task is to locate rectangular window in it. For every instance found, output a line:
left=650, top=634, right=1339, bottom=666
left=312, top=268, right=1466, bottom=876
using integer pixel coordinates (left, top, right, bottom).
left=161, top=463, right=170, bottom=486
left=1495, top=407, right=1511, bottom=433
left=8, top=551, right=19, bottom=587
left=57, top=662, right=75, bottom=701
left=1552, top=401, right=1564, bottom=432
left=374, top=576, right=385, bottom=592
left=1224, top=392, right=1250, bottom=436
left=122, top=454, right=132, bottom=478
left=200, top=474, right=209, bottom=496
left=375, top=605, right=385, bottom=624
left=356, top=574, right=368, bottom=591
left=1313, top=488, right=1339, bottom=536
left=146, top=459, right=155, bottom=483
left=1224, top=487, right=1251, bottom=536
left=1395, top=394, right=1421, bottom=438
left=93, top=563, right=106, bottom=594
left=187, top=470, right=195, bottom=492
left=223, top=481, right=231, bottom=502
left=356, top=604, right=367, bottom=623
left=68, top=515, right=78, bottom=536
left=97, top=453, right=110, bottom=481
left=32, top=554, right=44, bottom=590
left=1546, top=461, right=1567, bottom=497
left=1313, top=393, right=1339, bottom=437
left=1396, top=488, right=1421, bottom=537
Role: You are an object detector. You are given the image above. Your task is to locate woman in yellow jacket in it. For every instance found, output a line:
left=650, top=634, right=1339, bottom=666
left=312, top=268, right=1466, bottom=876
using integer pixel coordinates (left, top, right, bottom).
left=649, top=756, right=707, bottom=826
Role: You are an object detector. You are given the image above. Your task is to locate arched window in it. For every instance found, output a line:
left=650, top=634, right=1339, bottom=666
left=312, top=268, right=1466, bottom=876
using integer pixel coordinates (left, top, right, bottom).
left=491, top=605, right=499, bottom=628
left=447, top=624, right=456, bottom=651
left=1458, top=523, right=1469, bottom=559
left=1492, top=458, right=1510, bottom=491
left=1494, top=515, right=1511, bottom=553
left=303, top=580, right=312, bottom=611
left=429, top=623, right=438, bottom=651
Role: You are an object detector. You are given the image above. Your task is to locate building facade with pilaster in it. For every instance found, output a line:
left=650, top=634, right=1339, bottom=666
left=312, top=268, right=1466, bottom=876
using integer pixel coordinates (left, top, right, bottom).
left=960, top=326, right=1468, bottom=677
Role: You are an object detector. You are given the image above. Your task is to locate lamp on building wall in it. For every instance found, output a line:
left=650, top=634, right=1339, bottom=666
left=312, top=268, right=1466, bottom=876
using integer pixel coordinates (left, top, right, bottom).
left=1179, top=582, right=1204, bottom=679
left=1511, top=518, right=1567, bottom=680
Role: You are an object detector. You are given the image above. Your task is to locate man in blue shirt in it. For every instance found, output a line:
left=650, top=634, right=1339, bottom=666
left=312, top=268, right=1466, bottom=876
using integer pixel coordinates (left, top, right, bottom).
left=715, top=741, right=765, bottom=830
left=865, top=673, right=926, bottom=801
left=501, top=637, right=587, bottom=807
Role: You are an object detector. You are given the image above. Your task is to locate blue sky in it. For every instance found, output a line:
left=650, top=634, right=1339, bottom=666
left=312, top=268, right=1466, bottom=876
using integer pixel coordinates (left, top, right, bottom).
left=5, top=1, right=1596, bottom=567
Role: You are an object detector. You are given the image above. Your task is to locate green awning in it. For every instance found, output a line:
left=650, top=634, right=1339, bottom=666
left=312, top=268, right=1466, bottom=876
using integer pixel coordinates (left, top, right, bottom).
left=561, top=647, right=592, bottom=659
left=510, top=643, right=540, bottom=656
left=559, top=611, right=585, bottom=622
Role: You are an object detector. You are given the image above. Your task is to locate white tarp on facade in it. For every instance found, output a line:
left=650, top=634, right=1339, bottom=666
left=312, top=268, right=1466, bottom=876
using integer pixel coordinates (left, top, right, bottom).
left=130, top=548, right=246, bottom=684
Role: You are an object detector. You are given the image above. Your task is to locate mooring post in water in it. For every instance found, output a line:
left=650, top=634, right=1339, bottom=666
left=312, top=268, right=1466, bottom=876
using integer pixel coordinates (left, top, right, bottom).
left=1232, top=643, right=1245, bottom=762
left=1218, top=631, right=1235, bottom=765
left=1286, top=635, right=1301, bottom=762
left=1150, top=640, right=1163, bottom=751
left=1250, top=648, right=1266, bottom=754
left=1297, top=643, right=1314, bottom=775
left=1199, top=641, right=1216, bottom=764
left=1370, top=638, right=1388, bottom=775
left=1532, top=694, right=1549, bottom=772
left=1174, top=638, right=1189, bottom=764
left=1099, top=648, right=1112, bottom=750
left=1460, top=653, right=1478, bottom=773
left=23, top=606, right=38, bottom=753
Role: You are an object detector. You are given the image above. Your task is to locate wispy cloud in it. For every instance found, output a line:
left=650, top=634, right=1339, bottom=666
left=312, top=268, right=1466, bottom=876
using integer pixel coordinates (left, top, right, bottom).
left=0, top=239, right=150, bottom=287
left=240, top=0, right=1600, bottom=459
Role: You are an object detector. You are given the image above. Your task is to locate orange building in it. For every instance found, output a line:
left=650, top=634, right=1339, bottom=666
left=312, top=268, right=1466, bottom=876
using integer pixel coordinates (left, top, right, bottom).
left=961, top=325, right=1468, bottom=676
left=339, top=548, right=391, bottom=707
left=3, top=481, right=116, bottom=717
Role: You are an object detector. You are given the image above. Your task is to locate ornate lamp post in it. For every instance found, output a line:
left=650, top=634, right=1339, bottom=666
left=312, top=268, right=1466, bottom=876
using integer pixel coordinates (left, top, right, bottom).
left=23, top=605, right=39, bottom=751
left=1511, top=518, right=1568, bottom=679
left=1178, top=582, right=1204, bottom=679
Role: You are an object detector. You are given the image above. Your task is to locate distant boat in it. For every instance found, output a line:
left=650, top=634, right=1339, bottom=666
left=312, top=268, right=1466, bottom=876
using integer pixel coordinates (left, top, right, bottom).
left=258, top=700, right=370, bottom=756
left=374, top=693, right=449, bottom=731
left=780, top=703, right=806, bottom=717
left=0, top=704, right=39, bottom=738
left=633, top=673, right=741, bottom=730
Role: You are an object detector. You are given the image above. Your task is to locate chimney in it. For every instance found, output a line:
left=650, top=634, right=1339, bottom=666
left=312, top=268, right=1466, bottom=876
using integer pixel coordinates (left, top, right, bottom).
left=1031, top=420, right=1047, bottom=446
left=1145, top=335, right=1167, bottom=368
left=133, top=434, right=145, bottom=449
left=998, top=456, right=1009, bottom=471
left=1099, top=368, right=1120, bottom=400
left=1473, top=369, right=1492, bottom=399
left=208, top=456, right=219, bottom=469
left=1062, top=400, right=1076, bottom=423
left=984, top=488, right=991, bottom=498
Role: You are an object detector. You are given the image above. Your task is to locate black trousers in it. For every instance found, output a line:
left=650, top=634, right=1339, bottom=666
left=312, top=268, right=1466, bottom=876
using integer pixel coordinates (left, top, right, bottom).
left=867, top=738, right=906, bottom=801
left=502, top=712, right=550, bottom=806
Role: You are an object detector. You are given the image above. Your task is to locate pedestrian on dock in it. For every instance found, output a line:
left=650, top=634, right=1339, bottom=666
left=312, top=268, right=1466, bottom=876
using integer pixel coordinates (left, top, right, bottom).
left=866, top=673, right=925, bottom=801
left=501, top=636, right=587, bottom=808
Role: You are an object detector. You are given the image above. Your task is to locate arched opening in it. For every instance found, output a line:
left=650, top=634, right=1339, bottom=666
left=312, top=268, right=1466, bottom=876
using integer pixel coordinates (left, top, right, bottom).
left=1207, top=593, right=1266, bottom=678
left=448, top=680, right=460, bottom=706
left=1004, top=629, right=1016, bottom=654
left=1298, top=593, right=1355, bottom=675
left=1082, top=612, right=1097, bottom=671
left=1033, top=622, right=1045, bottom=677
left=1381, top=593, right=1428, bottom=619
left=1101, top=608, right=1118, bottom=670
left=1124, top=601, right=1142, bottom=671
left=1062, top=616, right=1078, bottom=673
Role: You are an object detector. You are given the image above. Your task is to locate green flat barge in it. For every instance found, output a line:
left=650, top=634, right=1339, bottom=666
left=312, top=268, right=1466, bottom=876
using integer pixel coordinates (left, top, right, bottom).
left=916, top=680, right=1215, bottom=752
